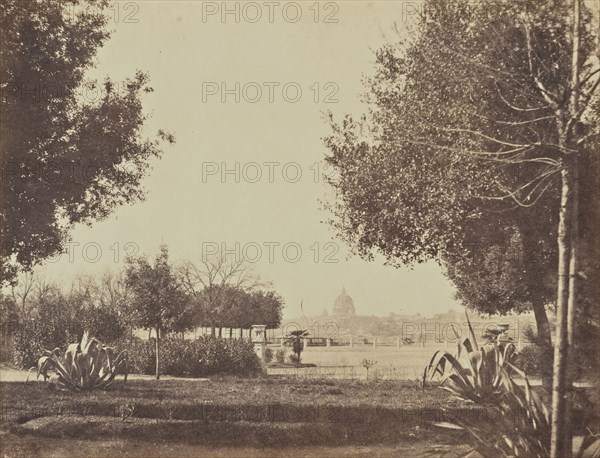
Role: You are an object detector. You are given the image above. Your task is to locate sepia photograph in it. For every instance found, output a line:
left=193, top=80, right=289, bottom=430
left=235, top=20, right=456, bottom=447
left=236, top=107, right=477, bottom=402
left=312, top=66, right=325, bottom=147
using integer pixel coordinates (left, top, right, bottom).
left=1, top=0, right=599, bottom=456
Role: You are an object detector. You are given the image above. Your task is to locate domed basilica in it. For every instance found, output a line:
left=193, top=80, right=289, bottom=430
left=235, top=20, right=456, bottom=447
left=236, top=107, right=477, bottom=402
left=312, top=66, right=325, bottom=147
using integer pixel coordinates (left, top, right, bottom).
left=332, top=287, right=356, bottom=317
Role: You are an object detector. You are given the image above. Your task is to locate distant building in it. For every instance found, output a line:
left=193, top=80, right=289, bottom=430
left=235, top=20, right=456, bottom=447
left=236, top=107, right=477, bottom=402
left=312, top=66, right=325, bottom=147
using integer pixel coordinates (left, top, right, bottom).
left=332, top=287, right=356, bottom=317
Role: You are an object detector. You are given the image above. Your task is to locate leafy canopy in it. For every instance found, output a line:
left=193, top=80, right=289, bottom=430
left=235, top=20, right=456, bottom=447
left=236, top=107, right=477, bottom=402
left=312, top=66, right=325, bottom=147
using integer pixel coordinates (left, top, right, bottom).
left=0, top=0, right=174, bottom=285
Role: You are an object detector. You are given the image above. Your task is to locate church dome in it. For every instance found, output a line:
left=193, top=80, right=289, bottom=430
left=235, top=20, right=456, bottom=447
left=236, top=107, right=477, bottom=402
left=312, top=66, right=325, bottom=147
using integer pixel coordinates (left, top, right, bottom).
left=332, top=287, right=356, bottom=317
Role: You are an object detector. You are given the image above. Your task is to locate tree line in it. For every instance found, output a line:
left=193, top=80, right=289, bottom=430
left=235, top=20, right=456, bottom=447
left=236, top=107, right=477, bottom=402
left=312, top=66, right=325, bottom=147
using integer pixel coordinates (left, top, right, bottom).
left=0, top=245, right=284, bottom=369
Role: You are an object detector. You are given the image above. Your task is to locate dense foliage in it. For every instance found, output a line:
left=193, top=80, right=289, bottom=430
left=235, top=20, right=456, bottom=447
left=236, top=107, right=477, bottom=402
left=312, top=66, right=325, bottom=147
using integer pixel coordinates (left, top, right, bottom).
left=177, top=254, right=284, bottom=336
left=0, top=0, right=174, bottom=286
left=5, top=273, right=129, bottom=368
left=323, top=0, right=599, bottom=373
left=126, top=337, right=263, bottom=377
left=4, top=251, right=284, bottom=370
left=124, top=245, right=190, bottom=339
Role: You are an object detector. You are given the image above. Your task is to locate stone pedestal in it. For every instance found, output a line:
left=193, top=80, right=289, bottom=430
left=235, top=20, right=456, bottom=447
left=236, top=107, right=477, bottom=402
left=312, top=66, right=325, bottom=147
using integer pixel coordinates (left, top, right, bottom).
left=251, top=325, right=267, bottom=362
left=326, top=338, right=331, bottom=348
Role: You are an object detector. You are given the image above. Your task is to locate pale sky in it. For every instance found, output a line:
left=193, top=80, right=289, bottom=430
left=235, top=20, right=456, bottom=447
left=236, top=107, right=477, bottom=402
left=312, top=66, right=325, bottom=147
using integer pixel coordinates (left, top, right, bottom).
left=39, top=1, right=464, bottom=319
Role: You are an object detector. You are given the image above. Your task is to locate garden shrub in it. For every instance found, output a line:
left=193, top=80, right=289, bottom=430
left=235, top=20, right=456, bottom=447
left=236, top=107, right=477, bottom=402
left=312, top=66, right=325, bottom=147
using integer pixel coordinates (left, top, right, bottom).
left=0, top=341, right=13, bottom=363
left=127, top=336, right=263, bottom=377
left=126, top=338, right=156, bottom=375
left=275, top=349, right=286, bottom=364
left=12, top=317, right=71, bottom=369
left=513, top=343, right=553, bottom=380
left=514, top=344, right=544, bottom=376
left=10, top=302, right=128, bottom=369
left=13, top=334, right=42, bottom=369
left=264, top=348, right=273, bottom=364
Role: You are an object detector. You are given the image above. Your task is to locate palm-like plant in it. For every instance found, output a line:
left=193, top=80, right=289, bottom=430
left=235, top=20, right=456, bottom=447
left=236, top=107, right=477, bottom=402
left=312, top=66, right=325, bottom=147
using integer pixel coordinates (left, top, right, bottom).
left=284, top=330, right=309, bottom=364
left=34, top=331, right=128, bottom=390
left=423, top=315, right=552, bottom=457
left=424, top=318, right=516, bottom=404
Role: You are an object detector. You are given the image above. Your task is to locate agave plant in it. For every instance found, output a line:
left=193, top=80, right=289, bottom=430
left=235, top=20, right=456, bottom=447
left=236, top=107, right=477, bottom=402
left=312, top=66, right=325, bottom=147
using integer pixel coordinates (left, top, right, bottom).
left=33, top=331, right=128, bottom=390
left=423, top=316, right=517, bottom=404
left=423, top=315, right=553, bottom=456
left=423, top=315, right=600, bottom=457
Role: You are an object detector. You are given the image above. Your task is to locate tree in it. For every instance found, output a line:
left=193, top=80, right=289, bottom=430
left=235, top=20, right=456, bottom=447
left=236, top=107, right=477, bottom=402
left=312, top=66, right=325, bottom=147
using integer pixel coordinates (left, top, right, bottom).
left=177, top=250, right=265, bottom=336
left=0, top=294, right=20, bottom=355
left=177, top=280, right=283, bottom=339
left=232, top=289, right=284, bottom=338
left=0, top=0, right=174, bottom=286
left=10, top=271, right=36, bottom=316
left=124, top=245, right=188, bottom=379
left=5, top=271, right=136, bottom=366
left=323, top=0, right=598, bottom=454
left=441, top=221, right=559, bottom=388
left=204, top=284, right=246, bottom=338
left=96, top=271, right=135, bottom=337
left=18, top=278, right=79, bottom=366
left=442, top=212, right=557, bottom=377
left=66, top=274, right=128, bottom=343
left=251, top=290, right=284, bottom=330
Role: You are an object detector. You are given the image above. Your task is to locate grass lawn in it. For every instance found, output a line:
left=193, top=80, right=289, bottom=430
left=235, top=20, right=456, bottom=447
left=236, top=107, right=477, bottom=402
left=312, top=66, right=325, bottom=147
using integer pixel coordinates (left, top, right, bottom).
left=0, top=434, right=477, bottom=458
left=296, top=344, right=447, bottom=369
left=1, top=377, right=483, bottom=457
left=267, top=344, right=445, bottom=379
left=4, top=375, right=595, bottom=457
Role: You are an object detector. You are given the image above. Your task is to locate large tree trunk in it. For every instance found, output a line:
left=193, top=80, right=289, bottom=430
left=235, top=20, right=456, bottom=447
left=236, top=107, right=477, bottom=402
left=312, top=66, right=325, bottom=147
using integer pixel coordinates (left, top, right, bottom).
left=551, top=2, right=580, bottom=456
left=564, top=0, right=581, bottom=452
left=531, top=299, right=552, bottom=347
left=531, top=298, right=553, bottom=391
left=155, top=327, right=160, bottom=380
left=563, top=155, right=579, bottom=457
left=518, top=218, right=553, bottom=383
left=551, top=164, right=573, bottom=458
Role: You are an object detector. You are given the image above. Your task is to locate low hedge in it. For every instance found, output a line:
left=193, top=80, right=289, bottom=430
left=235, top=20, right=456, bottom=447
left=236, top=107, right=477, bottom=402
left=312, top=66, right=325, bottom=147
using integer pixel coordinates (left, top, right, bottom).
left=127, top=336, right=263, bottom=377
